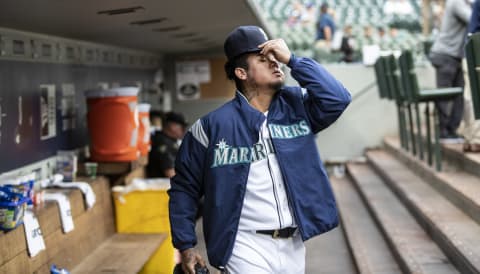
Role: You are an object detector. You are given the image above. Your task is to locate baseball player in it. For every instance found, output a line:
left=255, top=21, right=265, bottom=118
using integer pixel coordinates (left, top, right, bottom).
left=168, top=25, right=351, bottom=274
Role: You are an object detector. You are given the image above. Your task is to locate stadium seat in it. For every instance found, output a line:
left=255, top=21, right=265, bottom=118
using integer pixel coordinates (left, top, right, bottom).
left=375, top=56, right=411, bottom=151
left=398, top=50, right=463, bottom=171
left=251, top=0, right=425, bottom=63
left=465, top=33, right=480, bottom=120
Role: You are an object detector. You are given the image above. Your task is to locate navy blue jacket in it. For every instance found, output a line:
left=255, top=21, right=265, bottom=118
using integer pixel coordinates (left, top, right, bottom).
left=168, top=55, right=351, bottom=269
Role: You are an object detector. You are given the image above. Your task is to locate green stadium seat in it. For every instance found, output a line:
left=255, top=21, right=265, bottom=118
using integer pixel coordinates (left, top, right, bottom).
left=465, top=33, right=480, bottom=119
left=252, top=0, right=424, bottom=63
left=375, top=55, right=411, bottom=151
left=399, top=50, right=463, bottom=171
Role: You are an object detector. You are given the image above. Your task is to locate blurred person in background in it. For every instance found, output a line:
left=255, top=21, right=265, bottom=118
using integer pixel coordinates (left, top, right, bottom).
left=431, top=0, right=445, bottom=35
left=377, top=26, right=391, bottom=50
left=460, top=0, right=480, bottom=151
left=362, top=25, right=377, bottom=46
left=301, top=2, right=316, bottom=25
left=315, top=3, right=336, bottom=50
left=149, top=109, right=164, bottom=133
left=340, top=25, right=356, bottom=62
left=146, top=111, right=187, bottom=178
left=429, top=0, right=471, bottom=142
left=287, top=1, right=306, bottom=27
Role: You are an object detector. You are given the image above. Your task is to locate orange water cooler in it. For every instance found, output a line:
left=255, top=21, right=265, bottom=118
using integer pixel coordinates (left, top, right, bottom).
left=137, top=103, right=151, bottom=156
left=85, top=87, right=140, bottom=162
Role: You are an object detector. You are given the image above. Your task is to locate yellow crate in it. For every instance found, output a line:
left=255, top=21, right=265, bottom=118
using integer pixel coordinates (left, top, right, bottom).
left=113, top=189, right=170, bottom=233
left=113, top=182, right=175, bottom=274
left=140, top=235, right=175, bottom=274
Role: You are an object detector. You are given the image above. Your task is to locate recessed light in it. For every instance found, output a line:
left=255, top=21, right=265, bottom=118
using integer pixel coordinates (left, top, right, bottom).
left=130, top=18, right=167, bottom=26
left=97, top=6, right=144, bottom=16
left=185, top=37, right=209, bottom=43
left=172, top=33, right=196, bottom=38
left=152, top=26, right=185, bottom=32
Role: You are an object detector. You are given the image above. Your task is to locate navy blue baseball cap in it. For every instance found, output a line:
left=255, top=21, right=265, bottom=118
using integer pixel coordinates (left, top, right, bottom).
left=224, top=26, right=269, bottom=61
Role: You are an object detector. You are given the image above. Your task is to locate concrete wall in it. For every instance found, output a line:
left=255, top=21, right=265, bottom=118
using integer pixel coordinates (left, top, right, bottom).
left=306, top=62, right=436, bottom=161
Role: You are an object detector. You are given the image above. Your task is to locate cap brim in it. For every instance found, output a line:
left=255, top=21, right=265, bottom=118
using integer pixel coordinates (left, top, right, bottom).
left=230, top=48, right=262, bottom=61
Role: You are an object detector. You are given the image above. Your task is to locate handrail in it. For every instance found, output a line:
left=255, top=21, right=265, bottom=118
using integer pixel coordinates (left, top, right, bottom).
left=351, top=81, right=377, bottom=101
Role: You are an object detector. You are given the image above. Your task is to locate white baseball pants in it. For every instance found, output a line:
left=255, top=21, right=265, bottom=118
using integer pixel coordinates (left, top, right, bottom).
left=225, top=230, right=305, bottom=274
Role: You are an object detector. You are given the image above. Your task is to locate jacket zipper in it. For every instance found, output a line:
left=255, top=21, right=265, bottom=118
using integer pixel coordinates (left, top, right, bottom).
left=267, top=118, right=304, bottom=237
left=261, top=127, right=284, bottom=228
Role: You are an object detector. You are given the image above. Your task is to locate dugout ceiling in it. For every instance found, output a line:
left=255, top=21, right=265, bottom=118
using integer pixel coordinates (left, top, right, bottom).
left=0, top=0, right=262, bottom=54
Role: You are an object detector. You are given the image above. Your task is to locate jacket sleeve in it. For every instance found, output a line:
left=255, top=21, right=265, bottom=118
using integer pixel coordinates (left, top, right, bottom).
left=168, top=120, right=208, bottom=251
left=288, top=54, right=351, bottom=133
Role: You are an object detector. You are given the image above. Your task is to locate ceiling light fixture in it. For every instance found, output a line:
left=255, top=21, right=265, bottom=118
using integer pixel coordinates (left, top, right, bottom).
left=172, top=33, right=196, bottom=38
left=130, top=18, right=167, bottom=25
left=152, top=26, right=185, bottom=32
left=185, top=37, right=209, bottom=43
left=97, top=6, right=144, bottom=16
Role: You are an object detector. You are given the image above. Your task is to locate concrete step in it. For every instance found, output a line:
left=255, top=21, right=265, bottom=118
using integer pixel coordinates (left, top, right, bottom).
left=347, top=162, right=458, bottom=274
left=441, top=142, right=480, bottom=178
left=331, top=175, right=401, bottom=274
left=384, top=136, right=480, bottom=226
left=396, top=131, right=480, bottom=177
left=367, top=149, right=480, bottom=274
left=304, top=226, right=357, bottom=274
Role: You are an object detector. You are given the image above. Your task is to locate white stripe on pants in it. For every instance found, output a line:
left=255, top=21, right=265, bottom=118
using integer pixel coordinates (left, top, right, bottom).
left=226, top=230, right=305, bottom=274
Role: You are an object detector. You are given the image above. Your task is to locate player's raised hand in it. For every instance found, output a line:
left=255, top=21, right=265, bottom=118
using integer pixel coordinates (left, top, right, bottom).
left=258, top=39, right=291, bottom=65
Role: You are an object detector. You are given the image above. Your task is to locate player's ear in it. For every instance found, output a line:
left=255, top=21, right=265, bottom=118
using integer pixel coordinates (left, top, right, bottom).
left=234, top=68, right=247, bottom=80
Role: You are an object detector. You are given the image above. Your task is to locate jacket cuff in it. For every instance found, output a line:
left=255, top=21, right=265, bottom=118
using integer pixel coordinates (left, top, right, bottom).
left=177, top=243, right=195, bottom=252
left=287, top=53, right=299, bottom=68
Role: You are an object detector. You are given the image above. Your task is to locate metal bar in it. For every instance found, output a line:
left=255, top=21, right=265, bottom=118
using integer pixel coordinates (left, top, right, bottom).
left=398, top=103, right=407, bottom=149
left=415, top=102, right=424, bottom=160
left=434, top=108, right=442, bottom=172
left=402, top=103, right=410, bottom=150
left=425, top=103, right=433, bottom=166
left=407, top=104, right=416, bottom=155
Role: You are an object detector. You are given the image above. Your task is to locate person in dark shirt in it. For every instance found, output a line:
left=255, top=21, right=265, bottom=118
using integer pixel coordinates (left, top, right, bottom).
left=340, top=25, right=356, bottom=62
left=429, top=0, right=472, bottom=141
left=315, top=3, right=336, bottom=50
left=149, top=110, right=164, bottom=133
left=146, top=111, right=187, bottom=178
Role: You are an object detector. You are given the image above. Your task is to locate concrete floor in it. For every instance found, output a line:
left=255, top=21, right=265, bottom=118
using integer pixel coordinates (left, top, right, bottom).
left=194, top=222, right=357, bottom=274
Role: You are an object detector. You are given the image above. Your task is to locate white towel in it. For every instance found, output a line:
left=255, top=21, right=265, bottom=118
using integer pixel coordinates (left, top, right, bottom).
left=43, top=192, right=74, bottom=233
left=23, top=208, right=46, bottom=257
left=42, top=174, right=96, bottom=209
left=51, top=181, right=96, bottom=209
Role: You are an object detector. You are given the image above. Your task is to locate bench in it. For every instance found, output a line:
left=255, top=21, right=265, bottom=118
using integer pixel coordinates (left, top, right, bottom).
left=0, top=176, right=165, bottom=274
left=72, top=233, right=166, bottom=274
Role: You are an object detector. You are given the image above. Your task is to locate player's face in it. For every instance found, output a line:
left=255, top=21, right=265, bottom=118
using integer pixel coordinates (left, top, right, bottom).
left=167, top=122, right=186, bottom=139
left=246, top=53, right=285, bottom=90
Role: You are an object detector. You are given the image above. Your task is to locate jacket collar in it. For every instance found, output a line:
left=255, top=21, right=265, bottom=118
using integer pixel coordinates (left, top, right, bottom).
left=235, top=91, right=266, bottom=133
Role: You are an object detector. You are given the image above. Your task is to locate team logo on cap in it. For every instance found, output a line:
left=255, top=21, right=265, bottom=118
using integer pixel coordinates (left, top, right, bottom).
left=258, top=27, right=268, bottom=41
